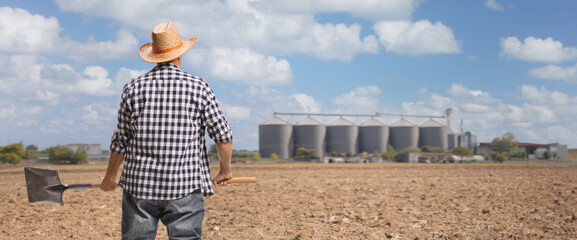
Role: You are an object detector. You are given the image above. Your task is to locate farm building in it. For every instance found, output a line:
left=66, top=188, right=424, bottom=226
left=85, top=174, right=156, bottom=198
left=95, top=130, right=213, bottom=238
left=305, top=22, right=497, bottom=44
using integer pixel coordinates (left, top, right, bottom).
left=477, top=142, right=569, bottom=159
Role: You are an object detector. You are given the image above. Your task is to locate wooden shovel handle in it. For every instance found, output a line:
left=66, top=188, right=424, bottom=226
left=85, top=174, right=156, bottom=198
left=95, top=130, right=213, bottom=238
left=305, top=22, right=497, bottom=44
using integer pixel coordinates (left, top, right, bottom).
left=226, top=177, right=257, bottom=183
left=90, top=178, right=256, bottom=187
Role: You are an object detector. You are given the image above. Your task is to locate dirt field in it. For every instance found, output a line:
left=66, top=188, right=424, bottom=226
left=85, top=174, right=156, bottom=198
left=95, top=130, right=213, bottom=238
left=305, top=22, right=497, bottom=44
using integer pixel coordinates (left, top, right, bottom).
left=1, top=163, right=576, bottom=239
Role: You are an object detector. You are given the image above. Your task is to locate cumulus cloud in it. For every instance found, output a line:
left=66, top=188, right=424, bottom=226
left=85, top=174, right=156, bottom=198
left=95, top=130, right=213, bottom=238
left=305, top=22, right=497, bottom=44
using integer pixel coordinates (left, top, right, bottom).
left=332, top=86, right=382, bottom=113
left=528, top=63, right=577, bottom=83
left=0, top=53, right=141, bottom=104
left=291, top=94, right=323, bottom=113
left=373, top=20, right=462, bottom=55
left=0, top=7, right=138, bottom=62
left=393, top=83, right=577, bottom=146
left=221, top=104, right=252, bottom=120
left=500, top=36, right=577, bottom=63
left=54, top=0, right=381, bottom=61
left=518, top=85, right=577, bottom=115
left=76, top=66, right=115, bottom=96
left=187, top=48, right=293, bottom=86
left=63, top=30, right=138, bottom=62
left=0, top=7, right=61, bottom=54
left=485, top=0, right=505, bottom=11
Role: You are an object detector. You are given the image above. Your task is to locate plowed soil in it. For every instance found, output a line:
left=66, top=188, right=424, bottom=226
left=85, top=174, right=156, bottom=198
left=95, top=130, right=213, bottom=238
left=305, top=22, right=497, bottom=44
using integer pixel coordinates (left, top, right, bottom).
left=1, top=163, right=576, bottom=239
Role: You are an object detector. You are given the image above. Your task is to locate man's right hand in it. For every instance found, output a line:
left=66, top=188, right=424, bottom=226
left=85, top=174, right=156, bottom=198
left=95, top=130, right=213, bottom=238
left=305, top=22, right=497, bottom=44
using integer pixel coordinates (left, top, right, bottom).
left=212, top=171, right=233, bottom=187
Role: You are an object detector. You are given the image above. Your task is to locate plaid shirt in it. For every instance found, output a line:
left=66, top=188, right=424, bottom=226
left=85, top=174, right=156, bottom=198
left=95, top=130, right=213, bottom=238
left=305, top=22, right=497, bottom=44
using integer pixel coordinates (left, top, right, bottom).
left=110, top=63, right=233, bottom=200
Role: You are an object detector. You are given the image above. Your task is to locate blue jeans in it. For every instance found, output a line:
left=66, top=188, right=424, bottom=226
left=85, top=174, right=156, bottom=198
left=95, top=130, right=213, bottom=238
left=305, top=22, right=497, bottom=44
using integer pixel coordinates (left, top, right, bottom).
left=121, top=190, right=205, bottom=240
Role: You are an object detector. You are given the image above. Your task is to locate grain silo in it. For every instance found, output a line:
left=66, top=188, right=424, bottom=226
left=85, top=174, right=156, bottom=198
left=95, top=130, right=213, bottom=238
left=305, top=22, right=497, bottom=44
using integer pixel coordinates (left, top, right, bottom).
left=389, top=119, right=419, bottom=152
left=359, top=118, right=389, bottom=154
left=259, top=117, right=293, bottom=159
left=448, top=133, right=459, bottom=149
left=326, top=118, right=358, bottom=155
left=293, top=117, right=325, bottom=157
left=419, top=119, right=448, bottom=149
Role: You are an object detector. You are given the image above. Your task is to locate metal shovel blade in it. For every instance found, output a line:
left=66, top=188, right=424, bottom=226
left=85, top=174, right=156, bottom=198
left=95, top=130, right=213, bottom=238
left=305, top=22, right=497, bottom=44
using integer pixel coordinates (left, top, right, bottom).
left=24, top=167, right=93, bottom=205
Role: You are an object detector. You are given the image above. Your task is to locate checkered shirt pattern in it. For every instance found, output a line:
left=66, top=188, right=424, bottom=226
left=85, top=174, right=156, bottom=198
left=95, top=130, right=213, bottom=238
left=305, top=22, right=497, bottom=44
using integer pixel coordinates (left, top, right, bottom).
left=110, top=63, right=233, bottom=200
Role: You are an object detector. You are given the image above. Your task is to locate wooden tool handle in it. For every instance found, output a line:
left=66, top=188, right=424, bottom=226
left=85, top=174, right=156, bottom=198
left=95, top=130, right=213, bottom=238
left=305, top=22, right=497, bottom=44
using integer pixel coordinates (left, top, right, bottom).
left=226, top=177, right=257, bottom=183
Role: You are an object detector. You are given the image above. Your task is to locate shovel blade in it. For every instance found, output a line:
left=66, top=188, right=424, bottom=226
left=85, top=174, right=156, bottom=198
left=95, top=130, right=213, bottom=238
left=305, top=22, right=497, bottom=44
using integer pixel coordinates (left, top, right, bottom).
left=24, top=167, right=66, bottom=205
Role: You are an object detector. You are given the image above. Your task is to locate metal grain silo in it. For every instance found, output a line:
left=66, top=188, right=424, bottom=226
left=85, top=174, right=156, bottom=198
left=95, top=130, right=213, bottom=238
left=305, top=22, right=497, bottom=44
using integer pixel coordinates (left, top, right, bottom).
left=259, top=117, right=293, bottom=159
left=326, top=118, right=358, bottom=155
left=419, top=119, right=448, bottom=150
left=389, top=119, right=419, bottom=152
left=448, top=133, right=459, bottom=149
left=293, top=117, right=325, bottom=158
left=359, top=118, right=389, bottom=154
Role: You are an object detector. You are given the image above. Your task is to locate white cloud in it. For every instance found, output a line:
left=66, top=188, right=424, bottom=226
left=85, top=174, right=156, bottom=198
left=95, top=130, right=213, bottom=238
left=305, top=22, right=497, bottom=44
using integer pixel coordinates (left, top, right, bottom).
left=63, top=30, right=138, bottom=62
left=332, top=85, right=382, bottom=113
left=291, top=94, right=323, bottom=113
left=528, top=63, right=577, bottom=83
left=390, top=83, right=577, bottom=146
left=187, top=48, right=293, bottom=86
left=373, top=20, right=462, bottom=55
left=0, top=53, right=142, bottom=104
left=54, top=0, right=382, bottom=61
left=76, top=66, right=115, bottom=96
left=500, top=36, right=577, bottom=63
left=221, top=104, right=252, bottom=120
left=0, top=7, right=61, bottom=54
left=0, top=7, right=138, bottom=62
left=485, top=0, right=505, bottom=11
left=518, top=85, right=577, bottom=115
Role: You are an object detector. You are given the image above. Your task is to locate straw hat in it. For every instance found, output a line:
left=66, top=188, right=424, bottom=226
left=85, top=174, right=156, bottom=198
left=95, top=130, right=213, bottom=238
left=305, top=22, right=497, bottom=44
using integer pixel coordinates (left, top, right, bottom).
left=139, top=22, right=197, bottom=63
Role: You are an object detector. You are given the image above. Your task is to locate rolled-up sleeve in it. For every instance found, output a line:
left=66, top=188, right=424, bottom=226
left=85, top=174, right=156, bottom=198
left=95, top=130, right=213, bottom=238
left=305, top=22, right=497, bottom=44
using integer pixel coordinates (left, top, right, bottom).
left=202, top=87, right=233, bottom=143
left=110, top=85, right=133, bottom=154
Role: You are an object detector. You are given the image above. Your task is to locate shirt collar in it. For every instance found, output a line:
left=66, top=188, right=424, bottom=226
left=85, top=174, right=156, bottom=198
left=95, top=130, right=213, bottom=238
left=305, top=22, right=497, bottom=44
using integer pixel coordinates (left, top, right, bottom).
left=154, top=62, right=181, bottom=70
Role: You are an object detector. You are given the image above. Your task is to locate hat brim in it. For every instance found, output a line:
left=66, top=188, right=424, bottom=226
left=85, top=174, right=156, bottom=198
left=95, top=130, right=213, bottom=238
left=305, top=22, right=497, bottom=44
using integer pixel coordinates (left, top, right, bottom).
left=139, top=38, right=197, bottom=63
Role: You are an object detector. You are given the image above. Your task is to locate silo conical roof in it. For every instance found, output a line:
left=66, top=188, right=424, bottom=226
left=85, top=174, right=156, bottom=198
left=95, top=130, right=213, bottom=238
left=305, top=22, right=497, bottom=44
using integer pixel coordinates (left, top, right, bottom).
left=261, top=117, right=290, bottom=125
left=295, top=117, right=323, bottom=126
left=391, top=118, right=416, bottom=127
left=420, top=119, right=444, bottom=127
left=361, top=118, right=385, bottom=127
left=328, top=117, right=355, bottom=126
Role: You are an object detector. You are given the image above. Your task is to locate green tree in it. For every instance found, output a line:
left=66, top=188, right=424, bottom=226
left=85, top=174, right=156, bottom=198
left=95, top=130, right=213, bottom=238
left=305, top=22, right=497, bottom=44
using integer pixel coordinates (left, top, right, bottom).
left=25, top=144, right=39, bottom=160
left=543, top=150, right=551, bottom=160
left=252, top=152, right=262, bottom=161
left=72, top=149, right=88, bottom=164
left=421, top=145, right=444, bottom=153
left=382, top=145, right=397, bottom=160
left=400, top=146, right=421, bottom=155
left=495, top=152, right=508, bottom=162
left=0, top=143, right=25, bottom=164
left=452, top=146, right=473, bottom=159
left=294, top=147, right=316, bottom=161
left=492, top=132, right=519, bottom=154
left=270, top=153, right=279, bottom=160
left=47, top=146, right=87, bottom=164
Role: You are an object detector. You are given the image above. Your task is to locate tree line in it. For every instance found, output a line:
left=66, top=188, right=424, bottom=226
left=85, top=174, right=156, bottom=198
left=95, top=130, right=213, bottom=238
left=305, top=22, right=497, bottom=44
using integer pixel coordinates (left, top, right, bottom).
left=0, top=143, right=88, bottom=165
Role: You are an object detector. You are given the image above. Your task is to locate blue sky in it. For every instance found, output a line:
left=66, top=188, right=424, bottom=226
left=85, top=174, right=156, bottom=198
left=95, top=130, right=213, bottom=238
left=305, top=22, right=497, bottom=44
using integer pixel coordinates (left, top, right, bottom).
left=1, top=0, right=577, bottom=151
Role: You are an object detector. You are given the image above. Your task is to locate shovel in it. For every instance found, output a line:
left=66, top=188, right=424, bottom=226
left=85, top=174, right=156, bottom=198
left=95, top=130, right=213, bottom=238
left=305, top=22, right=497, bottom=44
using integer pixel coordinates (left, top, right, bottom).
left=24, top=167, right=257, bottom=205
left=24, top=167, right=100, bottom=205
